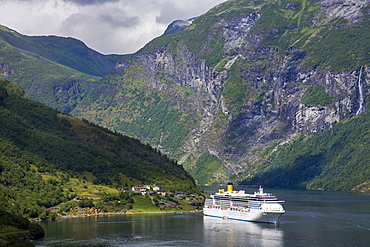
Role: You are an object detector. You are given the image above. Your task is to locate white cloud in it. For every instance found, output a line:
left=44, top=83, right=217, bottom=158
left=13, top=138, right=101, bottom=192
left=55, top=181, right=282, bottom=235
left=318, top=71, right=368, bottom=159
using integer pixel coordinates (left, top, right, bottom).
left=0, top=0, right=227, bottom=54
left=64, top=0, right=120, bottom=5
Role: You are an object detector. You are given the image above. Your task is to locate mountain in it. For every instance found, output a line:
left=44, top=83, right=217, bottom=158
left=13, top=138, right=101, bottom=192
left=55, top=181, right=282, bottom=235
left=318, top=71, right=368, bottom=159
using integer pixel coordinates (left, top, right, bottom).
left=1, top=0, right=369, bottom=190
left=0, top=25, right=121, bottom=113
left=0, top=79, right=199, bottom=218
left=70, top=0, right=370, bottom=188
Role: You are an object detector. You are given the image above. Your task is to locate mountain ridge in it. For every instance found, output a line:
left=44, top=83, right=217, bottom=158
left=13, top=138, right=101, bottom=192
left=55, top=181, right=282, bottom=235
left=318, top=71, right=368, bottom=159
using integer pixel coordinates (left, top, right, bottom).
left=0, top=24, right=122, bottom=113
left=0, top=25, right=121, bottom=77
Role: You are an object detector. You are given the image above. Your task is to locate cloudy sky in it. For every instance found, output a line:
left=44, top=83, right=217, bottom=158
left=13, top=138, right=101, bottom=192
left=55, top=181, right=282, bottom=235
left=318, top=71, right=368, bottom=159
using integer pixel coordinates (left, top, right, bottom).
left=0, top=0, right=226, bottom=54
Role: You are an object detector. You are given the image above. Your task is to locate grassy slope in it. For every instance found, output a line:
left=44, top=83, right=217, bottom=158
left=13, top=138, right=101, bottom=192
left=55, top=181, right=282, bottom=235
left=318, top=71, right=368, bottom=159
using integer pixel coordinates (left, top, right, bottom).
left=0, top=24, right=122, bottom=113
left=0, top=30, right=101, bottom=113
left=132, top=195, right=161, bottom=212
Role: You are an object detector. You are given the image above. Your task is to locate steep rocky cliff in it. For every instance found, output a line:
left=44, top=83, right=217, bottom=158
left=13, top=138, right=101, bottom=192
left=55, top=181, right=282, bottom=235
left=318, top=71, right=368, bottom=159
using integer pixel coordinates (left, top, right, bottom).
left=85, top=0, right=368, bottom=185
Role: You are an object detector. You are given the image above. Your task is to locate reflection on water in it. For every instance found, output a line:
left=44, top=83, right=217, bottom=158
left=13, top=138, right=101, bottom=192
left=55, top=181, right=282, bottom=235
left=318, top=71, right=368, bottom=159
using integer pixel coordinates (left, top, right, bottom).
left=34, top=214, right=205, bottom=246
left=34, top=214, right=284, bottom=247
left=203, top=216, right=283, bottom=247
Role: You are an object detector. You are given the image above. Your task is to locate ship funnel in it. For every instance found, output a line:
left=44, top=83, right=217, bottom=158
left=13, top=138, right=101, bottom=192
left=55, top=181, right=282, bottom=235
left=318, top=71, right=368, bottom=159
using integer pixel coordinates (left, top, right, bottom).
left=227, top=182, right=233, bottom=192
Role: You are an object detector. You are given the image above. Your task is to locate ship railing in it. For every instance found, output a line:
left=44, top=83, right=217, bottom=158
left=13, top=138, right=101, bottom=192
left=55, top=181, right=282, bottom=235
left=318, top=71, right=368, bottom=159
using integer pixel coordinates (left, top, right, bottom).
left=261, top=200, right=285, bottom=204
left=265, top=209, right=285, bottom=212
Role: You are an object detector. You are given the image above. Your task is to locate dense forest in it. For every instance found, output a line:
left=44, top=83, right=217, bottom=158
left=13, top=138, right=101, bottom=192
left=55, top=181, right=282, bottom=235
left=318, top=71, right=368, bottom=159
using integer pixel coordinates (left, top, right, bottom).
left=0, top=209, right=44, bottom=246
left=0, top=79, right=200, bottom=219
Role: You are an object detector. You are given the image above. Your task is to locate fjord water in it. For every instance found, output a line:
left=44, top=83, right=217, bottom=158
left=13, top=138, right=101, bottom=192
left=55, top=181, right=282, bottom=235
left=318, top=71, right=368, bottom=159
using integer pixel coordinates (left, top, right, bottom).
left=33, top=188, right=370, bottom=247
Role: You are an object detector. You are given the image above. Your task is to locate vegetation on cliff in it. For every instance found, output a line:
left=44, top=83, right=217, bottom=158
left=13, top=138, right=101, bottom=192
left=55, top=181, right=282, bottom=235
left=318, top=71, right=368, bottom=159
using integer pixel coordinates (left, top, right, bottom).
left=246, top=109, right=370, bottom=191
left=125, top=0, right=370, bottom=186
left=140, top=0, right=370, bottom=72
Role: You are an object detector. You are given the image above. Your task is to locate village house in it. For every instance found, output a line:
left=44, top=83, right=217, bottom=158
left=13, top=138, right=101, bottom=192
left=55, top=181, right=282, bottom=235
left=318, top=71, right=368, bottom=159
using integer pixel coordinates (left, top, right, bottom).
left=141, top=185, right=151, bottom=190
left=157, top=190, right=167, bottom=196
left=132, top=186, right=147, bottom=193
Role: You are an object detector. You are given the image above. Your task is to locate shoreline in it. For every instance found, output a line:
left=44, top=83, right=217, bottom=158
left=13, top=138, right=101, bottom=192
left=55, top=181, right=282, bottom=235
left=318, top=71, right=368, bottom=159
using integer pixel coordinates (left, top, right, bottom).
left=31, top=210, right=202, bottom=222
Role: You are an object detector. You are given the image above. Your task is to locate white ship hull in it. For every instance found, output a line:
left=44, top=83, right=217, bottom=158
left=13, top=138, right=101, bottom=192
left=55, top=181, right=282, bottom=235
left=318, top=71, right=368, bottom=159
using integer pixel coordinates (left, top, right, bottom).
left=203, top=207, right=283, bottom=224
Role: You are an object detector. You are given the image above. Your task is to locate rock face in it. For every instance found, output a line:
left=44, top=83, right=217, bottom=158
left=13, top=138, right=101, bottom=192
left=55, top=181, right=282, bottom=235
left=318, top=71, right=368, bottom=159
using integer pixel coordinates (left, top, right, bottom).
left=319, top=0, right=370, bottom=23
left=108, top=0, right=370, bottom=183
left=0, top=64, right=13, bottom=77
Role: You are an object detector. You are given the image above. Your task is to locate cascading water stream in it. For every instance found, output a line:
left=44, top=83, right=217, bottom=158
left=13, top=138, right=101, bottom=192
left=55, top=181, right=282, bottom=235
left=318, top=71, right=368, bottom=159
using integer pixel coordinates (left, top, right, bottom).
left=355, top=66, right=364, bottom=115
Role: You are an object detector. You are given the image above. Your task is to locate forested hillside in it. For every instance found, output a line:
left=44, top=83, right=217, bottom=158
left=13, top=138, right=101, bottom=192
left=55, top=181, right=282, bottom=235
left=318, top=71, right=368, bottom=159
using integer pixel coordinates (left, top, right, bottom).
left=0, top=209, right=44, bottom=246
left=245, top=110, right=370, bottom=191
left=0, top=79, right=199, bottom=219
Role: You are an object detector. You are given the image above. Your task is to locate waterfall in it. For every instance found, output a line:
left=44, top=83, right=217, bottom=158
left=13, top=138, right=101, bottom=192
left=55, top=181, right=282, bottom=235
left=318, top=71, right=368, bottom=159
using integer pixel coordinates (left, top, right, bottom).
left=356, top=66, right=364, bottom=115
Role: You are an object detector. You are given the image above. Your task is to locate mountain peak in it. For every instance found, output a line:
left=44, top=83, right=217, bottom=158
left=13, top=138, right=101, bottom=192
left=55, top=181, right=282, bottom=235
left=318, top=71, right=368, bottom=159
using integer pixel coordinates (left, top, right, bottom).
left=163, top=17, right=197, bottom=35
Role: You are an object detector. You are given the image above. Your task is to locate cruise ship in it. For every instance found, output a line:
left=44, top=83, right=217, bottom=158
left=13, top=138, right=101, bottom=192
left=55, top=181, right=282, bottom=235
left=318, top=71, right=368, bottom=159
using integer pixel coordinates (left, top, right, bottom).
left=203, top=183, right=285, bottom=224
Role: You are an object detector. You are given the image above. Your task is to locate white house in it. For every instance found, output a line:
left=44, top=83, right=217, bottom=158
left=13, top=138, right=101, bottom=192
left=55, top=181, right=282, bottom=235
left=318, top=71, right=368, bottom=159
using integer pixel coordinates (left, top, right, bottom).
left=153, top=186, right=160, bottom=191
